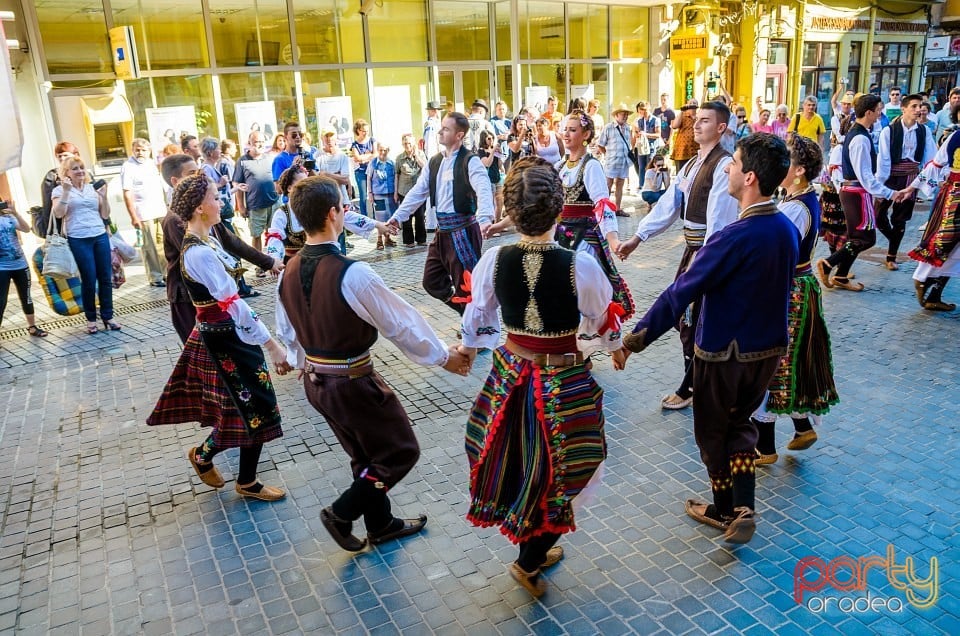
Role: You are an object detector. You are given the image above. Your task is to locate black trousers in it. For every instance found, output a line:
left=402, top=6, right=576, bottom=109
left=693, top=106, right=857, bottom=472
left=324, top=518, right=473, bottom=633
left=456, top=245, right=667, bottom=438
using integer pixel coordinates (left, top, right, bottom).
left=0, top=267, right=34, bottom=326
left=825, top=188, right=876, bottom=277
left=397, top=194, right=427, bottom=245
left=875, top=171, right=917, bottom=261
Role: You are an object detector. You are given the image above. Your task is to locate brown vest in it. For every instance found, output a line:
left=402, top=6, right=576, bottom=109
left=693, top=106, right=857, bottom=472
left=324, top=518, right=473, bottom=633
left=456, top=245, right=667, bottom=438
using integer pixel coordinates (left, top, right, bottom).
left=681, top=144, right=731, bottom=225
left=278, top=244, right=377, bottom=358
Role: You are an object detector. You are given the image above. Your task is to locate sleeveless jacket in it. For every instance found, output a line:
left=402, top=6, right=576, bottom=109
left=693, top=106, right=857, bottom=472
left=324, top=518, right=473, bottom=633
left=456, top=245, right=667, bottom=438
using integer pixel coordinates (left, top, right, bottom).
left=888, top=119, right=925, bottom=165
left=562, top=155, right=598, bottom=205
left=841, top=123, right=875, bottom=181
left=494, top=244, right=579, bottom=337
left=681, top=144, right=731, bottom=225
left=278, top=244, right=378, bottom=358
left=428, top=146, right=477, bottom=215
left=785, top=188, right=821, bottom=267
left=180, top=233, right=243, bottom=309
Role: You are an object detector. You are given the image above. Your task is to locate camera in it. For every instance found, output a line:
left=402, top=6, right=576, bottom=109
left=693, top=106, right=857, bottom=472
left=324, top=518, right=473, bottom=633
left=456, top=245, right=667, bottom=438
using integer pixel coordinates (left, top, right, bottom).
left=0, top=200, right=7, bottom=212
left=92, top=179, right=106, bottom=190
left=303, top=158, right=317, bottom=171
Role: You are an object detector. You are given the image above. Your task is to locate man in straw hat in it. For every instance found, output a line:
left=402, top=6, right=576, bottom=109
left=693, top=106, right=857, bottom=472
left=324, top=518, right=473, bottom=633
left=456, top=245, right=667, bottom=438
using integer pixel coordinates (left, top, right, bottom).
left=597, top=104, right=634, bottom=215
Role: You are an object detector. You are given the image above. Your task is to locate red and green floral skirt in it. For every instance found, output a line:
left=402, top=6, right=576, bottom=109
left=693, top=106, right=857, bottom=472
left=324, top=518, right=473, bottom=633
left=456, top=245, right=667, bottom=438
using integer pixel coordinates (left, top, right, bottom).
left=147, top=320, right=282, bottom=447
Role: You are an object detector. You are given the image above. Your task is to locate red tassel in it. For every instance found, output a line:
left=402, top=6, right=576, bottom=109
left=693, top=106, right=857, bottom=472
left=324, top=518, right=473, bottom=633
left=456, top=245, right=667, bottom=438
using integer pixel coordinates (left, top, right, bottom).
left=450, top=269, right=473, bottom=305
left=217, top=294, right=240, bottom=311
left=599, top=302, right=626, bottom=335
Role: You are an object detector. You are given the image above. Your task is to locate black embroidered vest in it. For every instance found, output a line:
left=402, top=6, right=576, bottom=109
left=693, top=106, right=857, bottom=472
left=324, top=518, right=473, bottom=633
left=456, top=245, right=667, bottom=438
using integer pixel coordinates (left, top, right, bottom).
left=428, top=146, right=478, bottom=215
left=494, top=244, right=579, bottom=337
left=889, top=118, right=925, bottom=165
left=180, top=233, right=242, bottom=308
left=842, top=123, right=876, bottom=181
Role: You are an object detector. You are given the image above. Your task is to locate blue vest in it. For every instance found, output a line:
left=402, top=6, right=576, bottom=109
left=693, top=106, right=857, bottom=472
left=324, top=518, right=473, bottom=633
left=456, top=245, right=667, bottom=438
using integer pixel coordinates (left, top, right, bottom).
left=841, top=123, right=875, bottom=181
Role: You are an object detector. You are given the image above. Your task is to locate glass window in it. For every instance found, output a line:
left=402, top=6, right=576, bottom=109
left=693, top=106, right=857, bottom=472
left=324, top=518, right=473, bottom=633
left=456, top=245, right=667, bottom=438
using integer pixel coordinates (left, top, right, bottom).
left=768, top=41, right=789, bottom=66
left=368, top=0, right=428, bottom=62
left=111, top=0, right=209, bottom=70
left=871, top=43, right=915, bottom=95
left=821, top=43, right=838, bottom=67
left=293, top=0, right=357, bottom=65
left=209, top=0, right=290, bottom=68
left=264, top=72, right=298, bottom=129
left=610, top=6, right=647, bottom=61
left=153, top=75, right=218, bottom=137
left=497, top=66, right=514, bottom=111
left=124, top=78, right=155, bottom=141
left=610, top=63, right=647, bottom=113
left=495, top=2, right=511, bottom=62
left=802, top=43, right=818, bottom=67
left=36, top=3, right=112, bottom=74
left=302, top=69, right=344, bottom=138
left=569, top=63, right=608, bottom=112
left=371, top=68, right=432, bottom=152
left=518, top=2, right=564, bottom=60
left=521, top=64, right=566, bottom=112
left=568, top=3, right=608, bottom=60
left=435, top=2, right=490, bottom=62
left=220, top=73, right=268, bottom=141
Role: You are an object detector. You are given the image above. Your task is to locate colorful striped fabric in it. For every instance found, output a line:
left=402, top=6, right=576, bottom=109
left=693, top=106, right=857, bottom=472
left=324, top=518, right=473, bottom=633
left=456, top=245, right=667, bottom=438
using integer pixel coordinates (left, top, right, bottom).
left=465, top=346, right=606, bottom=544
left=910, top=173, right=960, bottom=267
left=31, top=248, right=84, bottom=316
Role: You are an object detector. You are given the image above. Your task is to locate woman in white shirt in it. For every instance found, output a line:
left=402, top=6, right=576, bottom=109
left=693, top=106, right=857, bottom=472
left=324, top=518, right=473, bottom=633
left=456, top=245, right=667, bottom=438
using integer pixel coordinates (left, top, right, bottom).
left=641, top=155, right=671, bottom=207
left=532, top=117, right=564, bottom=165
left=51, top=157, right=117, bottom=334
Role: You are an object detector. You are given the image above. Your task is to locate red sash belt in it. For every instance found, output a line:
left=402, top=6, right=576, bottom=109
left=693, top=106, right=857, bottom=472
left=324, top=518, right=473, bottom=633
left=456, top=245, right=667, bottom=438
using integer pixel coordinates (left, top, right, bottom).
left=196, top=306, right=230, bottom=323
left=560, top=203, right=594, bottom=220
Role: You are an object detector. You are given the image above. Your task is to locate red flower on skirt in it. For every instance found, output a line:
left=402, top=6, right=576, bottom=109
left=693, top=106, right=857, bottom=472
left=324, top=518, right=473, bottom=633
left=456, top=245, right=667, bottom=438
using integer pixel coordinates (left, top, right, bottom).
left=222, top=359, right=237, bottom=373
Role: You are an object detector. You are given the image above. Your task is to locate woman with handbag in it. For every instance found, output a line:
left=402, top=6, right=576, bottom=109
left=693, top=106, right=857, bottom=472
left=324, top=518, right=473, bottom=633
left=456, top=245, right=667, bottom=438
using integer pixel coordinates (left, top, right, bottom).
left=51, top=157, right=119, bottom=334
left=0, top=200, right=47, bottom=337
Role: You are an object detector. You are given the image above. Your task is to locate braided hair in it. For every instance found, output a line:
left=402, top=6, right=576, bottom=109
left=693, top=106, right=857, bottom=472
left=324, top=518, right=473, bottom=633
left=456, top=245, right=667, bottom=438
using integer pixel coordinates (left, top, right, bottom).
left=278, top=165, right=306, bottom=196
left=566, top=109, right=595, bottom=142
left=170, top=171, right=213, bottom=224
left=503, top=156, right=563, bottom=236
left=788, top=135, right=823, bottom=183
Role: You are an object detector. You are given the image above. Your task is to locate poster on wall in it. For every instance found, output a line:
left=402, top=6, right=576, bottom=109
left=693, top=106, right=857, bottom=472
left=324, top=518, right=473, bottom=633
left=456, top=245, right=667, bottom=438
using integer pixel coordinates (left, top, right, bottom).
left=524, top=86, right=550, bottom=113
left=314, top=97, right=353, bottom=149
left=145, top=106, right=197, bottom=152
left=570, top=84, right=595, bottom=101
left=371, top=86, right=413, bottom=158
left=235, top=101, right=277, bottom=143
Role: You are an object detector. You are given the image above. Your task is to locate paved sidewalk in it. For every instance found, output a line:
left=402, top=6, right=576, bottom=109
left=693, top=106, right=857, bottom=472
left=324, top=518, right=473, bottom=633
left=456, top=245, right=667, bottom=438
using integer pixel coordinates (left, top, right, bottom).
left=0, top=197, right=956, bottom=635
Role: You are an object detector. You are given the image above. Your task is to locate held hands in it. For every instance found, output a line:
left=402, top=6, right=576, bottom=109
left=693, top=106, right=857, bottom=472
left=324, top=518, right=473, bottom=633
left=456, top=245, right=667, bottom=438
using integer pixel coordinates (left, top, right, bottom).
left=478, top=222, right=492, bottom=238
left=483, top=218, right=511, bottom=238
left=376, top=221, right=399, bottom=236
left=892, top=187, right=915, bottom=204
left=269, top=258, right=284, bottom=276
left=385, top=218, right=401, bottom=232
left=266, top=339, right=292, bottom=375
left=617, top=236, right=641, bottom=261
left=442, top=345, right=473, bottom=376
left=611, top=347, right=631, bottom=371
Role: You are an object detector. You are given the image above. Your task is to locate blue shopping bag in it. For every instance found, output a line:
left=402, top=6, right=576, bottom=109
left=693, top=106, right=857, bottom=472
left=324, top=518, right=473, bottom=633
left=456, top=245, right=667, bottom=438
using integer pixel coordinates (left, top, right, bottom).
left=31, top=248, right=84, bottom=316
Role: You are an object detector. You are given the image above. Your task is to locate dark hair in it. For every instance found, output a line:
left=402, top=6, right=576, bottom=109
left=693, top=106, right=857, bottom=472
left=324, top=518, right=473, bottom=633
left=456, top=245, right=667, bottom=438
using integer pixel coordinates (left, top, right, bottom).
left=699, top=101, right=732, bottom=131
left=278, top=165, right=306, bottom=196
left=220, top=138, right=236, bottom=154
left=445, top=112, right=470, bottom=135
left=787, top=135, right=823, bottom=182
left=645, top=154, right=665, bottom=171
left=502, top=156, right=563, bottom=236
left=900, top=93, right=923, bottom=108
left=735, top=133, right=790, bottom=197
left=567, top=97, right=586, bottom=114
left=170, top=171, right=214, bottom=223
left=479, top=130, right=495, bottom=149
left=566, top=109, right=595, bottom=142
left=853, top=94, right=882, bottom=118
left=288, top=175, right=342, bottom=235
left=951, top=101, right=960, bottom=125
left=510, top=115, right=529, bottom=136
left=180, top=135, right=197, bottom=151
left=160, top=153, right=197, bottom=187
left=283, top=121, right=301, bottom=135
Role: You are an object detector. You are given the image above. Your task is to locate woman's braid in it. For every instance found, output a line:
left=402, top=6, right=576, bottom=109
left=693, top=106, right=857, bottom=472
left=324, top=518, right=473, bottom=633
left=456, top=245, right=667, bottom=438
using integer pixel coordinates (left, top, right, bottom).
left=170, top=171, right=211, bottom=223
left=503, top=156, right=563, bottom=236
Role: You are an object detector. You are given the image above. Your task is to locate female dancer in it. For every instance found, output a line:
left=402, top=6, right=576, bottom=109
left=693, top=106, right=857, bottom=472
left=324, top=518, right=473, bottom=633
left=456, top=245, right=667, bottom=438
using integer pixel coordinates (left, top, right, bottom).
left=148, top=172, right=290, bottom=500
left=459, top=157, right=624, bottom=597
left=753, top=136, right=839, bottom=463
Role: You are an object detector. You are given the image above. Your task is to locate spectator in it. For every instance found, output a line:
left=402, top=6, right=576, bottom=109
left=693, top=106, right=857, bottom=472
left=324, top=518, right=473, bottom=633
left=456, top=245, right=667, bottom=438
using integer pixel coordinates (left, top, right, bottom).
left=831, top=94, right=855, bottom=145
left=268, top=133, right=285, bottom=159
left=465, top=99, right=495, bottom=151
left=544, top=95, right=563, bottom=128
left=423, top=101, right=443, bottom=158
left=159, top=143, right=182, bottom=161
left=771, top=104, right=791, bottom=140
left=567, top=97, right=586, bottom=115
left=475, top=130, right=504, bottom=226
left=316, top=128, right=353, bottom=253
left=394, top=133, right=427, bottom=247
left=587, top=99, right=605, bottom=140
left=39, top=141, right=80, bottom=238
left=920, top=102, right=937, bottom=137
left=220, top=138, right=238, bottom=175
left=884, top=87, right=902, bottom=121
left=349, top=119, right=377, bottom=217
left=754, top=109, right=773, bottom=134
left=507, top=115, right=535, bottom=165
left=734, top=106, right=753, bottom=141
left=367, top=144, right=396, bottom=249
left=489, top=101, right=511, bottom=155
left=180, top=135, right=201, bottom=161
left=532, top=116, right=563, bottom=165
left=119, top=138, right=167, bottom=287
left=271, top=122, right=311, bottom=183
left=51, top=157, right=118, bottom=334
left=653, top=93, right=676, bottom=149
left=788, top=96, right=826, bottom=146
left=200, top=137, right=236, bottom=232
left=935, top=88, right=960, bottom=141
left=640, top=154, right=670, bottom=208
left=633, top=101, right=660, bottom=181
left=0, top=199, right=47, bottom=337
left=596, top=104, right=633, bottom=215
left=232, top=131, right=278, bottom=271
left=671, top=101, right=698, bottom=172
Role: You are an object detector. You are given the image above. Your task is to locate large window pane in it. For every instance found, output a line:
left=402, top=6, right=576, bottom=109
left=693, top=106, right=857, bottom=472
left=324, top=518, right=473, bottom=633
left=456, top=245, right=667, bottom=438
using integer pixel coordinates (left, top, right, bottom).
left=368, top=0, right=428, bottom=62
left=568, top=3, right=607, bottom=60
left=610, top=63, right=647, bottom=113
left=209, top=0, right=290, bottom=68
left=125, top=78, right=155, bottom=141
left=153, top=75, right=218, bottom=137
left=803, top=43, right=819, bottom=67
left=519, top=2, right=564, bottom=60
left=495, top=2, right=511, bottom=62
left=111, top=0, right=209, bottom=70
left=521, top=64, right=566, bottom=112
left=371, top=68, right=431, bottom=152
left=822, top=43, right=838, bottom=67
left=497, top=66, right=514, bottom=112
left=302, top=69, right=370, bottom=141
left=293, top=0, right=356, bottom=65
left=435, top=2, right=490, bottom=62
left=36, top=2, right=112, bottom=74
left=570, top=63, right=608, bottom=111
left=219, top=73, right=266, bottom=141
left=610, top=6, right=647, bottom=61
left=265, top=72, right=298, bottom=129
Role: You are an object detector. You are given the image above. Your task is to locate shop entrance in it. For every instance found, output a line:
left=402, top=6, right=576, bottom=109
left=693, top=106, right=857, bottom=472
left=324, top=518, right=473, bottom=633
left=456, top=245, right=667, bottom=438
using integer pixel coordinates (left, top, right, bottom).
left=437, top=67, right=492, bottom=114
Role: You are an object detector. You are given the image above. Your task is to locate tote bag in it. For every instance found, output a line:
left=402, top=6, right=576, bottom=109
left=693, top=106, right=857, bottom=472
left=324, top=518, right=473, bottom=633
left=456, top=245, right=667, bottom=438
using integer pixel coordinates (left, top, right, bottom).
left=31, top=248, right=84, bottom=316
left=41, top=211, right=79, bottom=279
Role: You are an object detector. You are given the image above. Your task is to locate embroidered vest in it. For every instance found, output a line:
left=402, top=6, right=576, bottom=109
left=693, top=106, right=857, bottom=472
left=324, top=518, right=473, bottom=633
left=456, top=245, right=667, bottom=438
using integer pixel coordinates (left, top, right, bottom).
left=841, top=123, right=876, bottom=181
left=681, top=144, right=731, bottom=225
left=562, top=155, right=597, bottom=204
left=282, top=204, right=306, bottom=256
left=785, top=188, right=821, bottom=266
left=428, top=146, right=478, bottom=215
left=493, top=244, right=579, bottom=337
left=278, top=244, right=378, bottom=358
left=180, top=233, right=242, bottom=308
left=889, top=119, right=925, bottom=165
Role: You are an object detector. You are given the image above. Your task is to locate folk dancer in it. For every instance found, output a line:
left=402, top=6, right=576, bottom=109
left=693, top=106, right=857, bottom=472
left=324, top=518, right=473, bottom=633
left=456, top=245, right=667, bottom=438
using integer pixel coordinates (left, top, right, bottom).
left=387, top=112, right=494, bottom=315
left=275, top=175, right=471, bottom=551
left=459, top=157, right=623, bottom=596
left=617, top=134, right=799, bottom=544
left=617, top=102, right=739, bottom=411
left=148, top=173, right=291, bottom=501
left=753, top=136, right=840, bottom=464
left=817, top=94, right=910, bottom=292
left=875, top=94, right=936, bottom=270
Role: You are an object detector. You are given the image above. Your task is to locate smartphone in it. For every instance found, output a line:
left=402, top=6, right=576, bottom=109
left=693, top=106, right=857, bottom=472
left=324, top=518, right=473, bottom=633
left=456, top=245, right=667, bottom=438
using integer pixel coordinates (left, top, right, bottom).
left=0, top=201, right=7, bottom=212
left=92, top=178, right=107, bottom=190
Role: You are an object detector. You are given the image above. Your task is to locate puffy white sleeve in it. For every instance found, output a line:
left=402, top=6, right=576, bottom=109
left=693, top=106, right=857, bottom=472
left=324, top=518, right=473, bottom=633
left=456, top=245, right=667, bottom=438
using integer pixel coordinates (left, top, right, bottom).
left=468, top=156, right=495, bottom=225
left=911, top=131, right=951, bottom=194
left=183, top=244, right=271, bottom=346
left=706, top=157, right=739, bottom=239
left=575, top=253, right=621, bottom=356
left=342, top=263, right=449, bottom=367
left=635, top=180, right=681, bottom=241
left=274, top=271, right=305, bottom=369
left=583, top=160, right=618, bottom=237
left=460, top=246, right=501, bottom=349
left=344, top=210, right=377, bottom=240
left=850, top=136, right=895, bottom=200
left=264, top=207, right=288, bottom=261
left=876, top=127, right=892, bottom=185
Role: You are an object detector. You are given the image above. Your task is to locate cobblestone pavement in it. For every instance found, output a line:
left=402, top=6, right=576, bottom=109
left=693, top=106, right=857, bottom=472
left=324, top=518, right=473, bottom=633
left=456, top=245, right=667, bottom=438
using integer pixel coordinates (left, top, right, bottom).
left=0, top=195, right=956, bottom=635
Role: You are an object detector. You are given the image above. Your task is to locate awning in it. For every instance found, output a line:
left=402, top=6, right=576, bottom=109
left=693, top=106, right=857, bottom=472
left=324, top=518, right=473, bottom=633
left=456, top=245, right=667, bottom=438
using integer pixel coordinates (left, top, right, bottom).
left=81, top=94, right=133, bottom=125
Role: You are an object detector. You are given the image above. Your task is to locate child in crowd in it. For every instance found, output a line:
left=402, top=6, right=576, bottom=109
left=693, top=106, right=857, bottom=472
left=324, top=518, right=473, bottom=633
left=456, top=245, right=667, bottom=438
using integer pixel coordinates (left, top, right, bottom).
left=368, top=145, right=396, bottom=249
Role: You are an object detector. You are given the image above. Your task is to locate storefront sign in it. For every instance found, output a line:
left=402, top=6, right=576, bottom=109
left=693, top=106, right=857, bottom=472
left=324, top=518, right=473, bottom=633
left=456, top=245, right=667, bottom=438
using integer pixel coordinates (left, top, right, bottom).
left=670, top=35, right=709, bottom=61
left=145, top=106, right=197, bottom=155
left=806, top=16, right=927, bottom=34
left=926, top=36, right=951, bottom=60
left=235, top=101, right=277, bottom=142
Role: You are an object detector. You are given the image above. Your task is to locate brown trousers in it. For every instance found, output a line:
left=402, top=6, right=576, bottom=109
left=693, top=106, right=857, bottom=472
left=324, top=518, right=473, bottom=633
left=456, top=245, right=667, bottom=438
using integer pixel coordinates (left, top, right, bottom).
left=422, top=223, right=483, bottom=315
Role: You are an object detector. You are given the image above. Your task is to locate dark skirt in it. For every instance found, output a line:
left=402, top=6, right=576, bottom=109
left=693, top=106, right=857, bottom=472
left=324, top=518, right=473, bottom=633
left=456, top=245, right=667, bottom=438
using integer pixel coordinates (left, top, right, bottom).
left=465, top=347, right=605, bottom=544
left=147, top=320, right=282, bottom=447
left=909, top=172, right=960, bottom=267
left=765, top=274, right=839, bottom=416
left=819, top=186, right=846, bottom=252
left=556, top=217, right=635, bottom=319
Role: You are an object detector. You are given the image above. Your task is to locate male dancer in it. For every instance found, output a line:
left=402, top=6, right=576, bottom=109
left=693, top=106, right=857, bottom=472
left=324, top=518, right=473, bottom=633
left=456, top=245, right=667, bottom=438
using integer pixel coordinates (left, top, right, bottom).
left=275, top=175, right=471, bottom=551
left=159, top=154, right=281, bottom=343
left=817, top=94, right=910, bottom=291
left=387, top=112, right=494, bottom=315
left=617, top=101, right=739, bottom=410
left=616, top=134, right=799, bottom=544
left=875, top=93, right=936, bottom=270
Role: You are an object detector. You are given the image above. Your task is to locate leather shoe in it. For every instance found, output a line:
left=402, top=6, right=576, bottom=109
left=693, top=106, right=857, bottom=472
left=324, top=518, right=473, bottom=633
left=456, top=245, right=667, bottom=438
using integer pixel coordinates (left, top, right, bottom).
left=235, top=482, right=285, bottom=501
left=661, top=393, right=692, bottom=410
left=786, top=429, right=818, bottom=451
left=684, top=498, right=729, bottom=531
left=924, top=301, right=956, bottom=312
left=509, top=562, right=546, bottom=597
left=367, top=515, right=427, bottom=545
left=321, top=508, right=366, bottom=552
left=187, top=447, right=224, bottom=488
left=815, top=259, right=834, bottom=288
left=755, top=450, right=779, bottom=465
left=884, top=260, right=899, bottom=271
left=542, top=546, right=564, bottom=568
left=831, top=277, right=864, bottom=292
left=723, top=507, right=756, bottom=544
left=914, top=279, right=929, bottom=306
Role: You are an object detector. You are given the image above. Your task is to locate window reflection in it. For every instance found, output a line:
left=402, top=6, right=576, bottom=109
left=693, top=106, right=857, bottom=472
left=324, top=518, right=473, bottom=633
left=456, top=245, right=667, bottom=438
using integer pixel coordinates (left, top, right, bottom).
left=153, top=75, right=217, bottom=137
left=111, top=0, right=209, bottom=70
left=36, top=3, right=112, bottom=74
left=435, top=2, right=490, bottom=62
left=610, top=6, right=647, bottom=61
left=209, top=0, right=290, bottom=68
left=568, top=3, right=608, bottom=60
left=294, top=0, right=357, bottom=65
left=367, top=0, right=428, bottom=63
left=519, top=2, right=565, bottom=60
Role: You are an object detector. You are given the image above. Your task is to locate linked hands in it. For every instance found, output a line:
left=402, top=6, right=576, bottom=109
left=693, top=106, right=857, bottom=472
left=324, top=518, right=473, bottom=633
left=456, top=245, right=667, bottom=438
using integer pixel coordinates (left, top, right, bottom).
left=611, top=347, right=631, bottom=371
left=616, top=236, right=641, bottom=261
left=891, top=187, right=915, bottom=204
left=266, top=339, right=293, bottom=376
left=376, top=221, right=399, bottom=236
left=443, top=344, right=474, bottom=376
left=269, top=258, right=284, bottom=276
left=483, top=218, right=512, bottom=238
